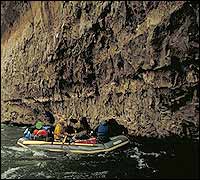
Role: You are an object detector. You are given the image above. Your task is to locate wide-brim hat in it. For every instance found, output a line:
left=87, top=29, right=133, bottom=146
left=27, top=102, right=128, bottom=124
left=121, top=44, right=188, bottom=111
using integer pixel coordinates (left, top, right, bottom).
left=35, top=121, right=44, bottom=129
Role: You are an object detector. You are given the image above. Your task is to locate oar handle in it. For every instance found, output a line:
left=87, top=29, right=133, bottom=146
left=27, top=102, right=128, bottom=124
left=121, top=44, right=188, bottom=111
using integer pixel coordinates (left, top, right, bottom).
left=62, top=136, right=67, bottom=144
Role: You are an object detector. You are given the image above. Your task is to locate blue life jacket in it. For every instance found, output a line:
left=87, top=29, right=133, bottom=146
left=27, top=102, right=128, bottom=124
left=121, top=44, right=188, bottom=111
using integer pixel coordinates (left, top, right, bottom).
left=42, top=125, right=54, bottom=136
left=42, top=125, right=51, bottom=131
left=23, top=128, right=32, bottom=139
left=97, top=121, right=108, bottom=136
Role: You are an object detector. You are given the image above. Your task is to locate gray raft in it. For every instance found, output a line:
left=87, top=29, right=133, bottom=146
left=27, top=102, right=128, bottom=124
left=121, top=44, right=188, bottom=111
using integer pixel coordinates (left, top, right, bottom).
left=17, top=135, right=130, bottom=154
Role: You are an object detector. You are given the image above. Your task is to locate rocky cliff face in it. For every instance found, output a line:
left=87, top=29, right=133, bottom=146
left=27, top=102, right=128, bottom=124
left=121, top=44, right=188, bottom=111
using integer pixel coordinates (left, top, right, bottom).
left=1, top=1, right=199, bottom=138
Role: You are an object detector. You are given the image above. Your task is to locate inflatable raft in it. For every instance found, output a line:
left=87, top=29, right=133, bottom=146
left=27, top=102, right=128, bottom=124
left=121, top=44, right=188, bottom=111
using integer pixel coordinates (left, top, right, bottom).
left=17, top=135, right=129, bottom=154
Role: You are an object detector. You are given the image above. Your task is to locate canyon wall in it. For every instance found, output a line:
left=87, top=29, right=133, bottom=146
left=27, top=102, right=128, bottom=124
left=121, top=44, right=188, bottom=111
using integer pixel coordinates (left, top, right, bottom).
left=1, top=1, right=199, bottom=138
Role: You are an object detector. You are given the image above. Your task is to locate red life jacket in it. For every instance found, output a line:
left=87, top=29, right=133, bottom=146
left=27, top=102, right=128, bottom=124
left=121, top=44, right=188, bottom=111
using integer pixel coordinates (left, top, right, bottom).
left=33, top=129, right=48, bottom=137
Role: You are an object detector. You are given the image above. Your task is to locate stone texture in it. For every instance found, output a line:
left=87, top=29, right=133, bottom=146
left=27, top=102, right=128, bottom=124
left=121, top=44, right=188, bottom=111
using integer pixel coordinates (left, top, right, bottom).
left=1, top=1, right=199, bottom=138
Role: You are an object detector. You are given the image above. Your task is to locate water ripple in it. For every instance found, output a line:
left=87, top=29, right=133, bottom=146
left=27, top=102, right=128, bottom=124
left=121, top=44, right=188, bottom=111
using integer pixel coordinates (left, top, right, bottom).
left=1, top=167, right=21, bottom=179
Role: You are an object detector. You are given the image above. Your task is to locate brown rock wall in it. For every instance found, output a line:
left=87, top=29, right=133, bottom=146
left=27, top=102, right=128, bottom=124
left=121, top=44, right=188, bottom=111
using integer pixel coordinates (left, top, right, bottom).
left=1, top=1, right=199, bottom=138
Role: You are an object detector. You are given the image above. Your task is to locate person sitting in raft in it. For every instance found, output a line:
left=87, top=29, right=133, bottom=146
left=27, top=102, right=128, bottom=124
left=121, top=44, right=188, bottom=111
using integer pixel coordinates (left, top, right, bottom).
left=53, top=115, right=90, bottom=143
left=63, top=117, right=80, bottom=143
left=58, top=117, right=91, bottom=143
left=71, top=117, right=92, bottom=141
left=33, top=121, right=46, bottom=139
left=42, top=111, right=55, bottom=141
left=23, top=120, right=47, bottom=140
left=23, top=120, right=43, bottom=140
left=34, top=110, right=56, bottom=139
left=53, top=114, right=68, bottom=141
left=94, top=120, right=110, bottom=143
left=23, top=110, right=56, bottom=140
left=23, top=127, right=34, bottom=140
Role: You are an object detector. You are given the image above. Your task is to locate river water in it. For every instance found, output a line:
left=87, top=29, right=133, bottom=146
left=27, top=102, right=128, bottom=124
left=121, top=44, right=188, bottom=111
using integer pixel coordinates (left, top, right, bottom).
left=1, top=124, right=199, bottom=179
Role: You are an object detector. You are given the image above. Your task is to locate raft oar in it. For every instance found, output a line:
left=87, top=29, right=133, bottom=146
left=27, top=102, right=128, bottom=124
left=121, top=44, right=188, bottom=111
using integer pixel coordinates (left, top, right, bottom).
left=62, top=135, right=68, bottom=144
left=62, top=134, right=73, bottom=144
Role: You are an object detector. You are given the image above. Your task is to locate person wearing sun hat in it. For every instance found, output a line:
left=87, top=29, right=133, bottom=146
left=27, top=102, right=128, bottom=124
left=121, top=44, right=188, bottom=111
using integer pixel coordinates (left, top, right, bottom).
left=32, top=120, right=46, bottom=138
left=35, top=121, right=44, bottom=129
left=53, top=113, right=68, bottom=141
left=94, top=120, right=110, bottom=143
left=65, top=116, right=78, bottom=136
left=71, top=117, right=92, bottom=141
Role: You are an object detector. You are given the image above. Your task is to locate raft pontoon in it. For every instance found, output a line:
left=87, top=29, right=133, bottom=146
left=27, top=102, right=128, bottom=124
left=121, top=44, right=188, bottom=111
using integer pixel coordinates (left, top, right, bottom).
left=17, top=135, right=129, bottom=154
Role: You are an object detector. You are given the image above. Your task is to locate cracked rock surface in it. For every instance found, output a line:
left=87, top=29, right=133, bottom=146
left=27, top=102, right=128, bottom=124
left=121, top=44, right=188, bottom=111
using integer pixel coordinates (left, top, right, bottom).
left=1, top=1, right=199, bottom=138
